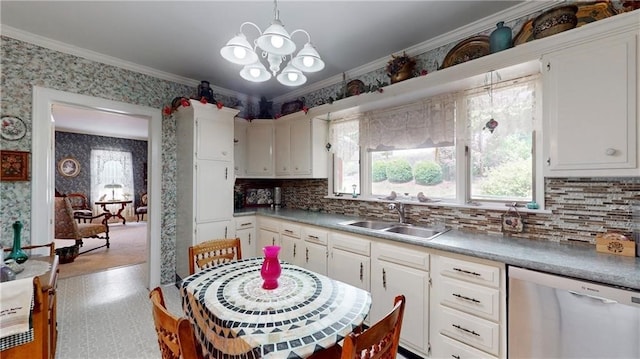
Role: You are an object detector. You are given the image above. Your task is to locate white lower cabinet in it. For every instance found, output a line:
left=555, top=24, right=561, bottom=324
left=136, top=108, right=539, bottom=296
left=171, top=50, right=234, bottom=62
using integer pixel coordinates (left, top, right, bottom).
left=257, top=217, right=279, bottom=255
left=279, top=221, right=302, bottom=266
left=328, top=232, right=371, bottom=292
left=234, top=216, right=256, bottom=258
left=301, top=225, right=328, bottom=276
left=431, top=253, right=506, bottom=359
left=371, top=241, right=430, bottom=357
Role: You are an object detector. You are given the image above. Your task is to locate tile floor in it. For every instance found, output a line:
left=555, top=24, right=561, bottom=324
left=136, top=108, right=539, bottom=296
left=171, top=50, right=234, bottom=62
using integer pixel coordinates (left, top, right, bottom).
left=55, top=263, right=179, bottom=359
left=55, top=264, right=413, bottom=359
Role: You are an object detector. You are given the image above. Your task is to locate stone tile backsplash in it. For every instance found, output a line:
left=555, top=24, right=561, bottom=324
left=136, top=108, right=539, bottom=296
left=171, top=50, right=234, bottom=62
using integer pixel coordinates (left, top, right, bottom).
left=237, top=177, right=640, bottom=244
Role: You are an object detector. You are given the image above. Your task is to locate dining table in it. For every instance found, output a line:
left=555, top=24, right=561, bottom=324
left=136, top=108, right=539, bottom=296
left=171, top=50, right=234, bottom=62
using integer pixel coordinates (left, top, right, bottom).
left=180, top=258, right=372, bottom=359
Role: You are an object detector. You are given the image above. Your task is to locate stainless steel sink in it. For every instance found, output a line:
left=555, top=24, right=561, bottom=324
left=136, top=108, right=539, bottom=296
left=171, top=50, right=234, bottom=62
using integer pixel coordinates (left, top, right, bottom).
left=383, top=225, right=447, bottom=240
left=340, top=220, right=395, bottom=230
left=339, top=220, right=448, bottom=240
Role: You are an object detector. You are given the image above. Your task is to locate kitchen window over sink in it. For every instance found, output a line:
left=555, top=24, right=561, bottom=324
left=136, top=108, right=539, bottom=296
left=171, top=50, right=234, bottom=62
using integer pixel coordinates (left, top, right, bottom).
left=328, top=72, right=541, bottom=206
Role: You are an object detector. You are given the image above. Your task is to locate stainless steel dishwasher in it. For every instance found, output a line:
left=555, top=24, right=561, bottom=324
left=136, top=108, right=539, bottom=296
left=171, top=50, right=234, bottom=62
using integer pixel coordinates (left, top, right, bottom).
left=508, top=266, right=640, bottom=358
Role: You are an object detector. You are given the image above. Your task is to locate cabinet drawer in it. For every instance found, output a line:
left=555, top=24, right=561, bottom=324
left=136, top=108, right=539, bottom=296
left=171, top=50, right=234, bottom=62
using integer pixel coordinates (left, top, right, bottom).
left=438, top=334, right=497, bottom=359
left=330, top=232, right=370, bottom=256
left=374, top=242, right=429, bottom=271
left=235, top=217, right=255, bottom=230
left=439, top=256, right=500, bottom=288
left=439, top=277, right=500, bottom=322
left=258, top=217, right=279, bottom=232
left=302, top=226, right=328, bottom=245
left=439, top=306, right=500, bottom=356
left=280, top=222, right=301, bottom=238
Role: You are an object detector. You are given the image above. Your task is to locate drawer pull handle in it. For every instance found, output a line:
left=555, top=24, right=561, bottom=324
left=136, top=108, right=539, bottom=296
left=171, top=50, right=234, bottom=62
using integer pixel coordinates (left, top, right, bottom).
left=452, top=293, right=480, bottom=303
left=284, top=229, right=294, bottom=234
left=453, top=267, right=481, bottom=277
left=382, top=269, right=387, bottom=289
left=452, top=324, right=480, bottom=337
left=241, top=222, right=252, bottom=226
left=359, top=262, right=363, bottom=281
left=451, top=356, right=461, bottom=359
left=308, top=235, right=319, bottom=239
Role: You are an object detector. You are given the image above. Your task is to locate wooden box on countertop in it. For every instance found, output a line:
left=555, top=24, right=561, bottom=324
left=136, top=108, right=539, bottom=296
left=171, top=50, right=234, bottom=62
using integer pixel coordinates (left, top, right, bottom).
left=595, top=233, right=636, bottom=257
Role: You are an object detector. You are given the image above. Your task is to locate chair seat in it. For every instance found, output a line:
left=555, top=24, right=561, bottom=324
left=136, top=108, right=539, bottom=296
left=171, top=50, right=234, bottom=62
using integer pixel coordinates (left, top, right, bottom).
left=135, top=206, right=147, bottom=214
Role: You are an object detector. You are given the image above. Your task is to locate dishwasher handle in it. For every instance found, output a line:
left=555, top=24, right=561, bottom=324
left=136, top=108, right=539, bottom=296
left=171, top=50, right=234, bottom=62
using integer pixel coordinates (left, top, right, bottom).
left=568, top=290, right=618, bottom=304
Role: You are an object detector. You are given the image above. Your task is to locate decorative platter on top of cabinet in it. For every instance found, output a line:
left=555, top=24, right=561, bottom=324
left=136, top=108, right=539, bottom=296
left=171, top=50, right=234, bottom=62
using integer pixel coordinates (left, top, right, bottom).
left=440, top=35, right=490, bottom=69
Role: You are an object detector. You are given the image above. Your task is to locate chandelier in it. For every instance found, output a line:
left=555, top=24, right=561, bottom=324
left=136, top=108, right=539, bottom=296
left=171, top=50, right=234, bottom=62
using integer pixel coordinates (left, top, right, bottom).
left=220, top=0, right=324, bottom=86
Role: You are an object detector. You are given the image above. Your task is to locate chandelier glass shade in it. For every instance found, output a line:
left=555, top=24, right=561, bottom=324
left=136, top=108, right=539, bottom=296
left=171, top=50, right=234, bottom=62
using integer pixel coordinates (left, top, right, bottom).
left=220, top=0, right=324, bottom=86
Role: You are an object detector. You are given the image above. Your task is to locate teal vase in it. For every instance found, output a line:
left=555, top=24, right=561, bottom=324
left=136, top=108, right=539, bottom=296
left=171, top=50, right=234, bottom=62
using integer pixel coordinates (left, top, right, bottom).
left=490, top=21, right=512, bottom=53
left=7, top=221, right=28, bottom=264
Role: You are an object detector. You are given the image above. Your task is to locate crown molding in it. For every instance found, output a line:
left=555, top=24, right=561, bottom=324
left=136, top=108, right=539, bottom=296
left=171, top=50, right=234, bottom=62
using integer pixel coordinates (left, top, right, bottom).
left=0, top=25, right=251, bottom=101
left=272, top=1, right=559, bottom=104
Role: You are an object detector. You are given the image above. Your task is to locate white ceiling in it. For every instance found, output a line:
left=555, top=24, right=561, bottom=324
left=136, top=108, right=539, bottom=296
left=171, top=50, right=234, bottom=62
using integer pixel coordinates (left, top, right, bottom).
left=1, top=0, right=529, bottom=138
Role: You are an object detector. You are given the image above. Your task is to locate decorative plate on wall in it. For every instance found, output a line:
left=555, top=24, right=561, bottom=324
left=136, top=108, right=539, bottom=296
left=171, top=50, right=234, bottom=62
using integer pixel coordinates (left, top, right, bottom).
left=440, top=35, right=490, bottom=69
left=1, top=116, right=27, bottom=141
left=58, top=157, right=80, bottom=177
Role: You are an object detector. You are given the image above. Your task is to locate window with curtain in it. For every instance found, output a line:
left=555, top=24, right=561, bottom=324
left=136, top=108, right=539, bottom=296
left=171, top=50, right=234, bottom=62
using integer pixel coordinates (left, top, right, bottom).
left=362, top=94, right=457, bottom=198
left=328, top=71, right=540, bottom=205
left=91, top=149, right=134, bottom=215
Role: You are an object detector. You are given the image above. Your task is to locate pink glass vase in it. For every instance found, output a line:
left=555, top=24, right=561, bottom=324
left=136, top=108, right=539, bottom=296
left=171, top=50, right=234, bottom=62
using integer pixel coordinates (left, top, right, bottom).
left=261, top=245, right=282, bottom=289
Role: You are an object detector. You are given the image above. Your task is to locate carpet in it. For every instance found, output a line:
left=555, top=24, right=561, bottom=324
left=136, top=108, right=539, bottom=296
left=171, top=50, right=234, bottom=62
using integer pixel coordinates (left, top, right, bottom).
left=55, top=221, right=148, bottom=279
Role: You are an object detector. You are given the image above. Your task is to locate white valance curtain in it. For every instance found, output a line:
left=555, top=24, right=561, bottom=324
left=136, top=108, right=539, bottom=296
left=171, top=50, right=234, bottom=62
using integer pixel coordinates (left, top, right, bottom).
left=360, top=93, right=456, bottom=152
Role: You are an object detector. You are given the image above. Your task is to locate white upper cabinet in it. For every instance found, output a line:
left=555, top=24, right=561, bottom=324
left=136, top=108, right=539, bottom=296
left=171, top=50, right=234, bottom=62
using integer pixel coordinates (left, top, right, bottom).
left=245, top=120, right=274, bottom=177
left=543, top=30, right=638, bottom=176
left=194, top=104, right=235, bottom=161
left=233, top=118, right=248, bottom=177
left=241, top=116, right=329, bottom=178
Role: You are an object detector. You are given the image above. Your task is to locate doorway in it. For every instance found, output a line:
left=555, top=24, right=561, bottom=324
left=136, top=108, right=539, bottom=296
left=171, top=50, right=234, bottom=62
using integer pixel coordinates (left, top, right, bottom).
left=32, top=87, right=162, bottom=288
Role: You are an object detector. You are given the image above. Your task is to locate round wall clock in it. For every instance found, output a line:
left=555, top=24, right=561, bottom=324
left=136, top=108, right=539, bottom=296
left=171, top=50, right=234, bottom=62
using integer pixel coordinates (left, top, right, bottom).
left=1, top=116, right=27, bottom=141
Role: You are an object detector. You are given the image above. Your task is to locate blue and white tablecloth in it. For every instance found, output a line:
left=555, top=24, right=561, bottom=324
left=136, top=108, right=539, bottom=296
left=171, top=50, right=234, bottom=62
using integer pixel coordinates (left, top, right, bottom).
left=181, top=258, right=371, bottom=359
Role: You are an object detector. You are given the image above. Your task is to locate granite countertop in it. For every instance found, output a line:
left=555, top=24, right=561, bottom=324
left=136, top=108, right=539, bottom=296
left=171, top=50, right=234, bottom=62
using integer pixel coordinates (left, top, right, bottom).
left=235, top=208, right=640, bottom=291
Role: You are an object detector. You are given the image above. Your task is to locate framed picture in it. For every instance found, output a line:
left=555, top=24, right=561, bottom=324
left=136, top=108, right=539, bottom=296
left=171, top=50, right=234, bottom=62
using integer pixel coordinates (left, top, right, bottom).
left=58, top=157, right=80, bottom=177
left=1, top=150, right=30, bottom=181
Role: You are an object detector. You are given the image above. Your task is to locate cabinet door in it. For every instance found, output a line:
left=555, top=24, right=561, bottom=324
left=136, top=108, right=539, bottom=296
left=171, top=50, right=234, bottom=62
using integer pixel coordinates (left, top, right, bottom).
left=234, top=119, right=248, bottom=177
left=543, top=33, right=638, bottom=175
left=275, top=121, right=291, bottom=175
left=329, top=248, right=370, bottom=291
left=246, top=122, right=274, bottom=176
left=236, top=227, right=256, bottom=258
left=197, top=113, right=233, bottom=161
left=303, top=241, right=328, bottom=276
left=257, top=228, right=279, bottom=255
left=279, top=234, right=303, bottom=266
left=371, top=259, right=429, bottom=356
left=290, top=119, right=312, bottom=175
left=195, top=160, right=232, bottom=222
left=196, top=220, right=232, bottom=244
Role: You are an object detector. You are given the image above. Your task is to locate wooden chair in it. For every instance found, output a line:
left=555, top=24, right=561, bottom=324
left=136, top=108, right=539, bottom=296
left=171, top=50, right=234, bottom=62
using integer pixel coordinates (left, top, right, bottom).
left=149, top=287, right=203, bottom=359
left=66, top=192, right=94, bottom=223
left=3, top=242, right=56, bottom=256
left=135, top=192, right=148, bottom=221
left=311, top=295, right=406, bottom=359
left=188, top=238, right=242, bottom=275
left=54, top=196, right=110, bottom=254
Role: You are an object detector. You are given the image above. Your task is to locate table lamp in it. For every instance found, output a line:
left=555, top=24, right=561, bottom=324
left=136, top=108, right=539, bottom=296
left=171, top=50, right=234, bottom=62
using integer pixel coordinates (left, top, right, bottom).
left=104, top=183, right=122, bottom=201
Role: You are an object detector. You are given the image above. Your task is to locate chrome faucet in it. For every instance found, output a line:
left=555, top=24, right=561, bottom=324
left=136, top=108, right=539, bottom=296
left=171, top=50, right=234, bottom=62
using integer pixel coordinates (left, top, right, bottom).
left=388, top=202, right=407, bottom=224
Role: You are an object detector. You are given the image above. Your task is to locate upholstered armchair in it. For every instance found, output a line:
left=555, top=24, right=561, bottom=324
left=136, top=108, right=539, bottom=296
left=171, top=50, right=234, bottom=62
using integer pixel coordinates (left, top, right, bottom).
left=54, top=196, right=110, bottom=254
left=135, top=192, right=148, bottom=221
left=66, top=192, right=93, bottom=223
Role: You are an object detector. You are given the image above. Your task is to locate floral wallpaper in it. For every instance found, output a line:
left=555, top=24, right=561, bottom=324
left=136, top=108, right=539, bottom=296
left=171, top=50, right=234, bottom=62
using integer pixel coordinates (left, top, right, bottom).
left=54, top=131, right=148, bottom=205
